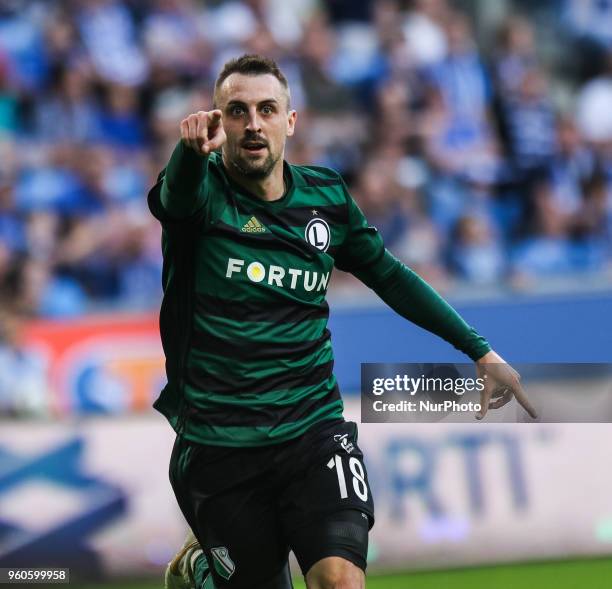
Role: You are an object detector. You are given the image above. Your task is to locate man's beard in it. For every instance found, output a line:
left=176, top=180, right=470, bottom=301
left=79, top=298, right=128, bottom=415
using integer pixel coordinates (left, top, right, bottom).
left=231, top=150, right=280, bottom=179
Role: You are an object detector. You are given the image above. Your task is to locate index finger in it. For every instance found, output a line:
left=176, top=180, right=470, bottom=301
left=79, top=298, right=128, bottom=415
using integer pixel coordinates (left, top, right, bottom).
left=476, top=379, right=492, bottom=420
left=195, top=111, right=211, bottom=154
left=512, top=379, right=538, bottom=419
left=208, top=110, right=222, bottom=126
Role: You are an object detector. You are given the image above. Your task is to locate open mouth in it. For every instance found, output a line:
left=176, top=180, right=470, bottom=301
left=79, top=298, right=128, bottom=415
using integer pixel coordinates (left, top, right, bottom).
left=242, top=142, right=268, bottom=154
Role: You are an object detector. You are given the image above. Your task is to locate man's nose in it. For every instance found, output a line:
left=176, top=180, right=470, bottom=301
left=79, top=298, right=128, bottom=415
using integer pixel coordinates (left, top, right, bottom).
left=246, top=109, right=261, bottom=133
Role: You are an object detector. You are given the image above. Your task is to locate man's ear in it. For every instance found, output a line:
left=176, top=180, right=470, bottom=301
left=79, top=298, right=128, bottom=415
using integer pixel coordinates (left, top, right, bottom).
left=286, top=110, right=297, bottom=137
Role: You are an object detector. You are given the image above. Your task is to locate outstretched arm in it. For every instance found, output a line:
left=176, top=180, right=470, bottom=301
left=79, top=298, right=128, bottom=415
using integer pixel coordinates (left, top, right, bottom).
left=160, top=109, right=226, bottom=219
left=354, top=252, right=537, bottom=419
left=335, top=187, right=537, bottom=420
left=352, top=253, right=490, bottom=361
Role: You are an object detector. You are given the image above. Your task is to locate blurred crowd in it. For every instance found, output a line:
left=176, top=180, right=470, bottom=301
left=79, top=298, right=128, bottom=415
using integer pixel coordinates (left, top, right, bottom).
left=0, top=0, right=611, bottom=321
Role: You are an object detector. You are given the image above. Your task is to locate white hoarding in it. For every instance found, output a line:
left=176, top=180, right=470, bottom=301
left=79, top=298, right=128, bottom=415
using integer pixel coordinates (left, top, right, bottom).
left=1, top=401, right=611, bottom=577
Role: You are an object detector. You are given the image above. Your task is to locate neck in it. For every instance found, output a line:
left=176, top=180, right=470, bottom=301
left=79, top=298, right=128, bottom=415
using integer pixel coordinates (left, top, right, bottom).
left=223, top=156, right=286, bottom=202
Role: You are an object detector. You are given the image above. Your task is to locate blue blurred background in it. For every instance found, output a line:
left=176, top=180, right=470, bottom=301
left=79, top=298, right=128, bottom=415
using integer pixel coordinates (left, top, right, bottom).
left=0, top=0, right=611, bottom=323
left=0, top=0, right=612, bottom=586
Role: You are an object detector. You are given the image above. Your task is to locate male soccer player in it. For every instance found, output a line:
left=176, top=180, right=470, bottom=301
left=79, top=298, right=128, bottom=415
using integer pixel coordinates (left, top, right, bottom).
left=148, top=54, right=536, bottom=589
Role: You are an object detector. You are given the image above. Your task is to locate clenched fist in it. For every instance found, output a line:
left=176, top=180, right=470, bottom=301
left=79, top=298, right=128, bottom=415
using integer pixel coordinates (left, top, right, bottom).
left=180, top=109, right=226, bottom=156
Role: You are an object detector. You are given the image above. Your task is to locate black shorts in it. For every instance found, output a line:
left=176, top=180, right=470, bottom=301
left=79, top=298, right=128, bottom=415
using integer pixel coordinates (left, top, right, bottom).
left=169, top=419, right=375, bottom=588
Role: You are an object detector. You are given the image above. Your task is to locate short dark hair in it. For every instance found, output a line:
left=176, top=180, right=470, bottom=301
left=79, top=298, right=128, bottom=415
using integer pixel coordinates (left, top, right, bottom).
left=214, top=54, right=290, bottom=108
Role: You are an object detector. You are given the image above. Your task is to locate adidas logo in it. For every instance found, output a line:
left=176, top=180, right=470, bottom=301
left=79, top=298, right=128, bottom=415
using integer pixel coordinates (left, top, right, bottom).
left=241, top=216, right=266, bottom=233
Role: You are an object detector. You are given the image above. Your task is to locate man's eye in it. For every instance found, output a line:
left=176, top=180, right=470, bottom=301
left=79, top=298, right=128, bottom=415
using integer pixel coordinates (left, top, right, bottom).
left=261, top=105, right=273, bottom=115
left=231, top=106, right=244, bottom=116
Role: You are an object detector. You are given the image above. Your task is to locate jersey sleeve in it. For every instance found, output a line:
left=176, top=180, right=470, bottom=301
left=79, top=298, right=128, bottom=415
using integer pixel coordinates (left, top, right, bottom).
left=334, top=182, right=491, bottom=361
left=147, top=140, right=210, bottom=225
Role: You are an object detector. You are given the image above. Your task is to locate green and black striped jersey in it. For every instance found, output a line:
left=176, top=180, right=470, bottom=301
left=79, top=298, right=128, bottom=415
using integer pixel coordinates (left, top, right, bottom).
left=148, top=146, right=491, bottom=447
left=148, top=150, right=386, bottom=446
